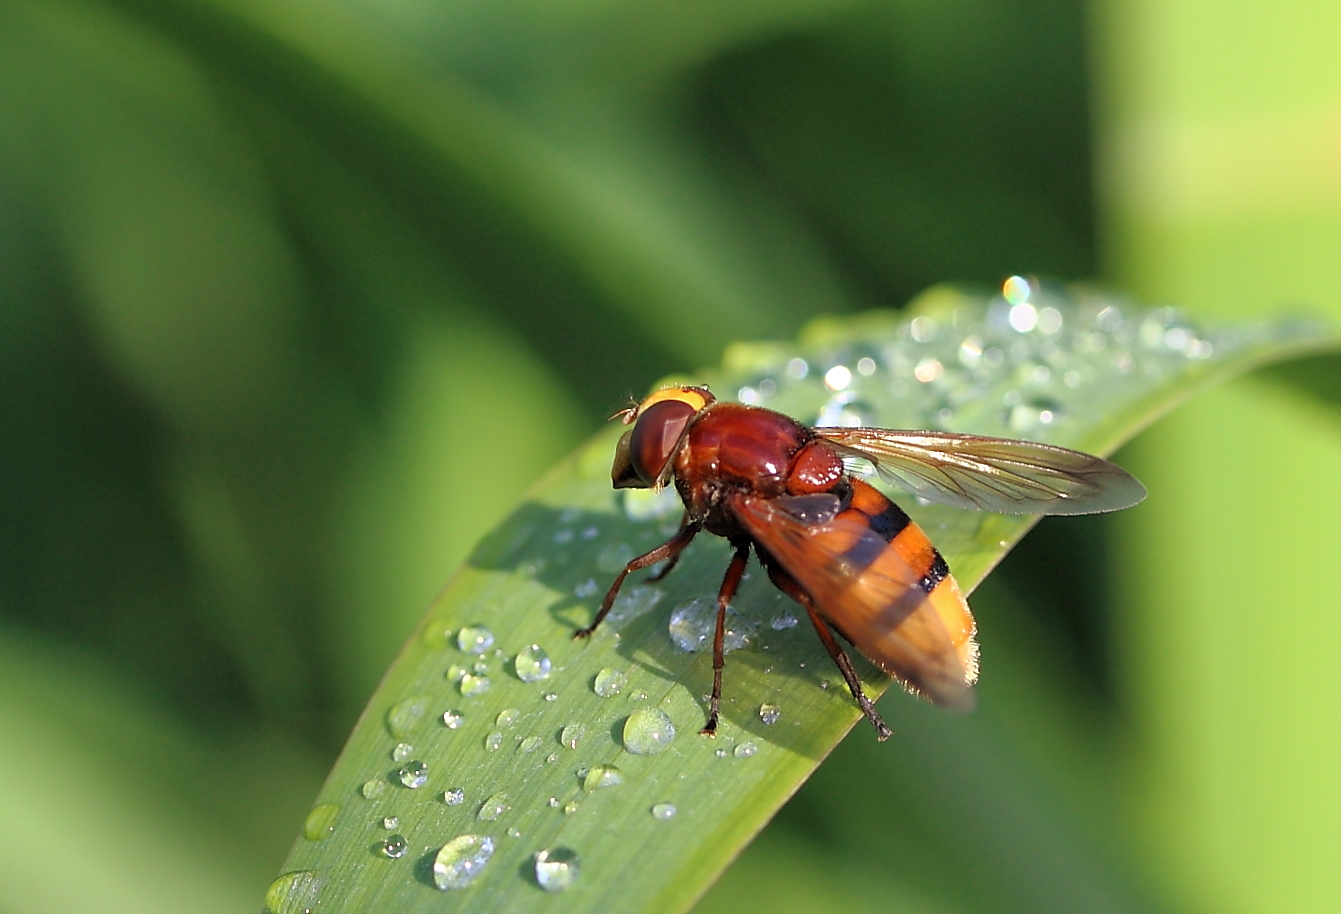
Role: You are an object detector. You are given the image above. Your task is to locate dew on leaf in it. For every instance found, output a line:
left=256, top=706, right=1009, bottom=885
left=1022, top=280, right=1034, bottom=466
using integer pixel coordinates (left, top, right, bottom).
left=385, top=696, right=430, bottom=738
left=758, top=704, right=781, bottom=725
left=514, top=644, right=552, bottom=683
left=442, top=709, right=464, bottom=729
left=302, top=803, right=338, bottom=841
left=432, top=835, right=495, bottom=890
left=477, top=792, right=510, bottom=821
left=583, top=765, right=624, bottom=791
left=593, top=667, right=627, bottom=697
left=668, top=599, right=753, bottom=653
left=361, top=780, right=386, bottom=800
left=560, top=723, right=584, bottom=749
left=735, top=740, right=759, bottom=758
left=391, top=742, right=413, bottom=762
left=381, top=835, right=408, bottom=859
left=456, top=625, right=495, bottom=654
left=443, top=787, right=464, bottom=806
left=651, top=802, right=677, bottom=820
left=485, top=732, right=503, bottom=752
left=623, top=708, right=676, bottom=755
left=264, top=871, right=321, bottom=914
left=459, top=673, right=491, bottom=697
left=534, top=847, right=580, bottom=892
left=495, top=708, right=520, bottom=728
left=398, top=760, right=429, bottom=789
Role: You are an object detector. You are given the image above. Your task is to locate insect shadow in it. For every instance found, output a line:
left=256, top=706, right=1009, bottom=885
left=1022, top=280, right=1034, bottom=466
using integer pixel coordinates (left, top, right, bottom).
left=468, top=498, right=888, bottom=757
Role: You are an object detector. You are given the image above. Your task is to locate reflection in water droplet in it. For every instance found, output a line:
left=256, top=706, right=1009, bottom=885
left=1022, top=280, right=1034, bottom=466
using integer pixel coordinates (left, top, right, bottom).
left=386, top=696, right=430, bottom=738
left=650, top=802, right=678, bottom=821
left=433, top=835, right=495, bottom=889
left=560, top=723, right=584, bottom=749
left=477, top=792, right=510, bottom=821
left=459, top=673, right=491, bottom=697
left=515, top=644, right=552, bottom=682
left=361, top=780, right=386, bottom=800
left=584, top=765, right=624, bottom=791
left=381, top=834, right=408, bottom=858
left=623, top=708, right=676, bottom=755
left=534, top=847, right=581, bottom=892
left=735, top=741, right=759, bottom=758
left=485, top=732, right=503, bottom=751
left=669, top=599, right=753, bottom=653
left=519, top=736, right=543, bottom=753
left=265, top=871, right=321, bottom=914
left=444, top=787, right=465, bottom=806
left=495, top=708, right=520, bottom=728
left=593, top=667, right=627, bottom=697
left=456, top=625, right=495, bottom=654
left=391, top=742, right=413, bottom=762
left=303, top=803, right=339, bottom=841
left=442, top=709, right=465, bottom=729
left=382, top=816, right=399, bottom=829
left=398, top=760, right=428, bottom=789
left=758, top=704, right=781, bottom=725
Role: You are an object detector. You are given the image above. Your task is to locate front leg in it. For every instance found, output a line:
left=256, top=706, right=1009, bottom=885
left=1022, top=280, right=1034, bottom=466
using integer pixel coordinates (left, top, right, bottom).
left=574, top=521, right=700, bottom=639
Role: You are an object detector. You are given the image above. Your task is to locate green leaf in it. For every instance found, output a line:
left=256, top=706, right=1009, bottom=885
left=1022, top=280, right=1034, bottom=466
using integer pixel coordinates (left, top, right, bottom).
left=268, top=284, right=1331, bottom=913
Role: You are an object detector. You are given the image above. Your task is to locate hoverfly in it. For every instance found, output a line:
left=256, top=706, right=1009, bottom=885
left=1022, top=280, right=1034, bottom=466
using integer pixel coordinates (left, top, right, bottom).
left=575, top=385, right=1145, bottom=740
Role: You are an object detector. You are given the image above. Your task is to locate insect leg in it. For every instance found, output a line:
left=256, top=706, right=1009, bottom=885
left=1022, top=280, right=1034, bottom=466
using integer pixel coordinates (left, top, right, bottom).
left=762, top=559, right=893, bottom=741
left=702, top=540, right=751, bottom=737
left=574, top=521, right=700, bottom=639
left=645, top=510, right=691, bottom=582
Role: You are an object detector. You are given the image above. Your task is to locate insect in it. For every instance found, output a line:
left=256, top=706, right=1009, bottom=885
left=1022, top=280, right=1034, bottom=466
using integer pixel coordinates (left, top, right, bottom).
left=574, top=385, right=1146, bottom=740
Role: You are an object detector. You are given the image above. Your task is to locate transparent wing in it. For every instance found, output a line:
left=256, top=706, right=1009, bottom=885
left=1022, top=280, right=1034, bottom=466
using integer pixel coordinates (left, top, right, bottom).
left=815, top=427, right=1146, bottom=515
left=732, top=492, right=977, bottom=709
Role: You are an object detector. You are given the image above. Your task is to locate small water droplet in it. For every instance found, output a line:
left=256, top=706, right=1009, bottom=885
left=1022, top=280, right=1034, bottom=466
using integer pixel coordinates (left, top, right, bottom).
left=515, top=644, right=552, bottom=682
left=630, top=690, right=648, bottom=701
left=265, top=871, right=321, bottom=914
left=560, top=723, right=585, bottom=749
left=669, top=599, right=753, bottom=653
left=302, top=803, right=339, bottom=841
left=442, top=709, right=465, bottom=729
left=548, top=796, right=560, bottom=808
left=758, top=704, right=781, bottom=725
left=593, top=667, right=627, bottom=697
left=386, top=696, right=430, bottom=738
left=495, top=708, right=520, bottom=728
left=715, top=748, right=728, bottom=758
left=361, top=779, right=386, bottom=800
left=485, top=732, right=503, bottom=751
left=623, top=708, right=676, bottom=755
left=444, top=787, right=465, bottom=806
left=391, top=742, right=413, bottom=762
left=544, top=692, right=558, bottom=702
left=734, top=740, right=759, bottom=758
left=459, top=673, right=491, bottom=697
left=381, top=834, right=408, bottom=858
left=519, top=735, right=543, bottom=753
left=507, top=827, right=522, bottom=838
left=562, top=799, right=580, bottom=815
left=472, top=660, right=489, bottom=675
left=535, top=847, right=581, bottom=892
left=769, top=612, right=798, bottom=631
left=433, top=835, right=495, bottom=889
left=651, top=802, right=677, bottom=820
left=456, top=625, right=495, bottom=654
left=477, top=792, right=510, bottom=821
left=398, top=760, right=428, bottom=789
left=546, top=752, right=559, bottom=763
left=445, top=663, right=466, bottom=683
left=584, top=765, right=624, bottom=791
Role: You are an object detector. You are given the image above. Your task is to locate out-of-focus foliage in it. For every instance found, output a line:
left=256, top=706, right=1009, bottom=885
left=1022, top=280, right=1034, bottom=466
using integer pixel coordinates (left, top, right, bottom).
left=0, top=0, right=1336, bottom=912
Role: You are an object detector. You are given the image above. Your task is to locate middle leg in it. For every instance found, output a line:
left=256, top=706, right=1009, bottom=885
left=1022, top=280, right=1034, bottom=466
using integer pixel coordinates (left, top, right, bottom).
left=701, top=540, right=751, bottom=736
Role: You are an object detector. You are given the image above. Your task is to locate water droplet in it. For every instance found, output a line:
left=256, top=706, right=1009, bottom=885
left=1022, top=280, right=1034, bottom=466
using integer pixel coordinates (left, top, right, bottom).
left=574, top=578, right=599, bottom=598
left=514, top=644, right=552, bottom=682
left=302, top=803, right=339, bottom=841
left=668, top=599, right=753, bottom=653
left=562, top=799, right=580, bottom=815
left=391, top=742, right=413, bottom=762
left=769, top=612, right=797, bottom=631
left=485, top=732, right=503, bottom=751
left=444, top=787, right=465, bottom=806
left=381, top=834, right=408, bottom=858
left=758, top=704, right=781, bottom=725
left=472, top=660, right=490, bottom=675
left=596, top=543, right=635, bottom=574
left=544, top=692, right=559, bottom=702
left=734, top=740, right=759, bottom=758
left=433, top=835, right=495, bottom=889
left=361, top=779, right=386, bottom=800
left=534, top=847, right=581, bottom=892
left=651, top=802, right=677, bottom=820
left=593, top=667, right=627, bottom=697
left=456, top=625, right=495, bottom=655
left=623, top=708, right=676, bottom=755
left=630, top=690, right=648, bottom=701
left=715, top=748, right=729, bottom=758
left=546, top=752, right=559, bottom=763
left=507, top=826, right=522, bottom=838
left=477, top=792, right=510, bottom=821
left=265, top=871, right=321, bottom=914
left=495, top=708, right=520, bottom=728
left=459, top=673, right=491, bottom=697
left=584, top=765, right=624, bottom=791
left=386, top=696, right=430, bottom=738
left=519, top=736, right=543, bottom=753
left=382, top=815, right=400, bottom=829
left=398, top=760, right=428, bottom=789
left=560, top=723, right=585, bottom=749
left=442, top=709, right=465, bottom=729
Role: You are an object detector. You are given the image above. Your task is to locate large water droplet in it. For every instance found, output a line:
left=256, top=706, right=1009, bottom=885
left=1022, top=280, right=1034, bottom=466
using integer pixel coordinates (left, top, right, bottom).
left=623, top=708, right=676, bottom=755
left=433, top=835, right=495, bottom=889
left=519, top=735, right=543, bottom=753
left=398, top=760, right=428, bottom=789
left=514, top=644, right=552, bottom=682
left=381, top=834, right=408, bottom=858
left=485, top=731, right=503, bottom=751
left=668, top=599, right=753, bottom=653
left=361, top=779, right=387, bottom=800
left=734, top=740, right=759, bottom=758
left=444, top=787, right=465, bottom=806
left=477, top=792, right=510, bottom=821
left=442, top=709, right=465, bottom=729
left=560, top=723, right=584, bottom=749
left=456, top=625, right=495, bottom=655
left=302, top=803, right=338, bottom=841
left=758, top=704, right=781, bottom=725
left=534, top=847, right=581, bottom=892
left=583, top=765, right=624, bottom=791
left=386, top=696, right=430, bottom=738
left=391, top=742, right=413, bottom=762
left=651, top=802, right=677, bottom=821
left=459, top=673, right=491, bottom=697
left=593, top=667, right=627, bottom=697
left=495, top=708, right=520, bottom=728
left=265, top=871, right=321, bottom=914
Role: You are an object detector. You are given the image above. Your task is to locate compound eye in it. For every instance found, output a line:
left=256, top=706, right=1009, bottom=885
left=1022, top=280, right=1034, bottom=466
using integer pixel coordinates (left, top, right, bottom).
left=628, top=399, right=697, bottom=484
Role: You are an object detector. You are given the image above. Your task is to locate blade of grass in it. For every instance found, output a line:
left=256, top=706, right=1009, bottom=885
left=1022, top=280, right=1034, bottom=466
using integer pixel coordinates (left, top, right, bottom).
left=268, top=283, right=1332, bottom=914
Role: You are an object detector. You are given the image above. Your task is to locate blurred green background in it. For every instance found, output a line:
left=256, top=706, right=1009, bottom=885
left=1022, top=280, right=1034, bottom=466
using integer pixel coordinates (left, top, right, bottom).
left=0, top=0, right=1337, bottom=912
